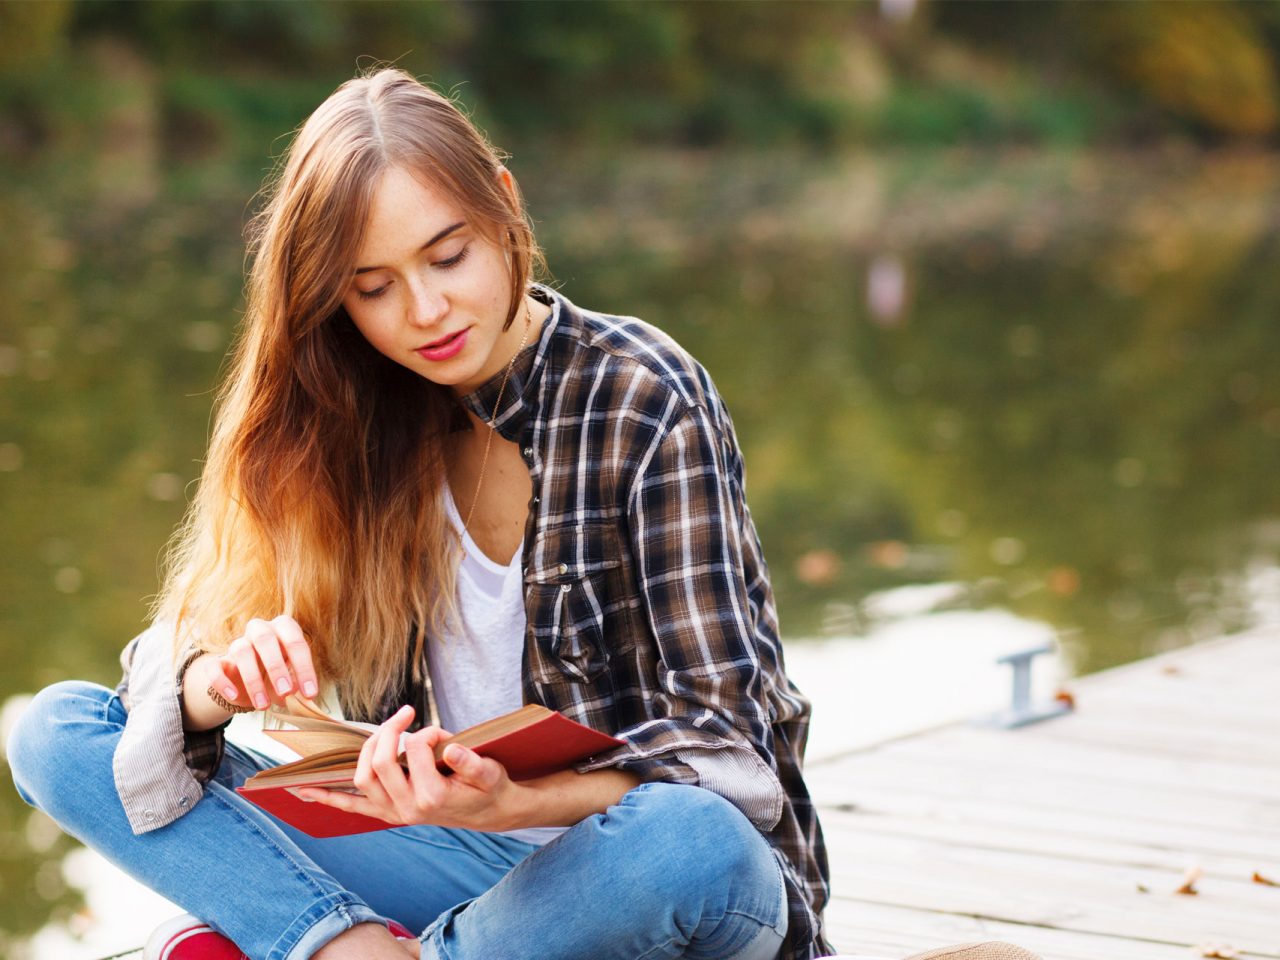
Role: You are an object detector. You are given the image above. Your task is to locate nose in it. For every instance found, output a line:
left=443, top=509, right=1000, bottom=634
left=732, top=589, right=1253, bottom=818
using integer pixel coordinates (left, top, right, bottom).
left=406, top=274, right=448, bottom=328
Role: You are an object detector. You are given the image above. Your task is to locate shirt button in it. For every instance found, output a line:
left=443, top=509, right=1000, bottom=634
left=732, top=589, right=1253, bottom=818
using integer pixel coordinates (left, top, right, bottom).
left=557, top=562, right=569, bottom=575
left=144, top=809, right=156, bottom=822
left=522, top=446, right=534, bottom=459
left=561, top=583, right=572, bottom=593
left=531, top=495, right=540, bottom=505
left=179, top=796, right=189, bottom=807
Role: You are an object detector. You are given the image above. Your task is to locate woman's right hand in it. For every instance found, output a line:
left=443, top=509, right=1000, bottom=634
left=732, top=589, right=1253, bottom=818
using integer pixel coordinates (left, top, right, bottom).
left=198, top=614, right=320, bottom=713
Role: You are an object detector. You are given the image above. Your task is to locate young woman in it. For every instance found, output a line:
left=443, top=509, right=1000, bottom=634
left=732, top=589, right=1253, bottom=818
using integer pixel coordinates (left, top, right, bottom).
left=8, top=68, right=1039, bottom=960
left=7, top=67, right=827, bottom=960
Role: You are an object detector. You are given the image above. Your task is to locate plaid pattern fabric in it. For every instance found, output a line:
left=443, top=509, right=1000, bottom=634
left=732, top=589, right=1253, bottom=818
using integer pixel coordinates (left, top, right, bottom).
left=453, top=284, right=831, bottom=959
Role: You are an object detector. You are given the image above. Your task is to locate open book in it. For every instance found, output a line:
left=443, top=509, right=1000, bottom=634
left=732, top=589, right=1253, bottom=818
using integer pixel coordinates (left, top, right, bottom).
left=236, top=695, right=624, bottom=837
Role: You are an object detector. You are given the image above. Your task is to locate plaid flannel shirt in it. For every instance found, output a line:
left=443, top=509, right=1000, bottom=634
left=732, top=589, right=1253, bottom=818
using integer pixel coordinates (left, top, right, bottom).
left=456, top=284, right=831, bottom=958
left=117, top=283, right=830, bottom=958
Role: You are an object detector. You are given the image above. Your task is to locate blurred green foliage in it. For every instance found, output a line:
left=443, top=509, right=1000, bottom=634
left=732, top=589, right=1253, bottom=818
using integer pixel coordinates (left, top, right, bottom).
left=1088, top=1, right=1280, bottom=138
left=6, top=0, right=1280, bottom=156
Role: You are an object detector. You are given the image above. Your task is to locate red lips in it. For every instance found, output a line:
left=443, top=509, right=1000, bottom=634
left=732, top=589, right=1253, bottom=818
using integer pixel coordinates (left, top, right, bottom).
left=414, top=328, right=469, bottom=362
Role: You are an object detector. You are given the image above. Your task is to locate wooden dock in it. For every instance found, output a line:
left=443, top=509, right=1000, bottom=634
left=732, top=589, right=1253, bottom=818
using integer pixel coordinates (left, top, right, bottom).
left=808, top=629, right=1280, bottom=960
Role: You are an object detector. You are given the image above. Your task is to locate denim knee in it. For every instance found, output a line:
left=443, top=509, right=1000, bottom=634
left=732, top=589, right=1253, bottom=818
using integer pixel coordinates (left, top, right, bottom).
left=621, top=782, right=775, bottom=894
left=7, top=680, right=115, bottom=809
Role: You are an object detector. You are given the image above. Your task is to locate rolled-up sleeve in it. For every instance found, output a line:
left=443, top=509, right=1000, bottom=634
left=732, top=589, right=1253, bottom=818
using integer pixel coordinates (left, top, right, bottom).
left=576, top=403, right=785, bottom=829
left=114, top=622, right=226, bottom=834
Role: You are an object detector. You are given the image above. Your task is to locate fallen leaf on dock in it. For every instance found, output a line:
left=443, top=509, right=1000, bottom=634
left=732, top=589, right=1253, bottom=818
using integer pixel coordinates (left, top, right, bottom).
left=1176, top=865, right=1202, bottom=895
left=1161, top=663, right=1182, bottom=676
left=1135, top=881, right=1150, bottom=893
left=1053, top=688, right=1076, bottom=709
left=1252, top=871, right=1278, bottom=886
left=1195, top=944, right=1240, bottom=958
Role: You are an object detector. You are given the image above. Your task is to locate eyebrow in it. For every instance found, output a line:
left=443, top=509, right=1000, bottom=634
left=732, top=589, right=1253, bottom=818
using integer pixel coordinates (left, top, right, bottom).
left=353, top=221, right=466, bottom=275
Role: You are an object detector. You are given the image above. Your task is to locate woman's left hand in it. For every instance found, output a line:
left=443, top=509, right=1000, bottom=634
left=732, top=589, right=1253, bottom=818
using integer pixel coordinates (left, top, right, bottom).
left=293, top=705, right=520, bottom=831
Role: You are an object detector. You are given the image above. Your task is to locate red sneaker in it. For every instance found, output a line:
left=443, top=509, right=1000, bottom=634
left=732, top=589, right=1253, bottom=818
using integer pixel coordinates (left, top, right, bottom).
left=388, top=919, right=418, bottom=941
left=143, top=914, right=417, bottom=958
left=143, top=915, right=247, bottom=959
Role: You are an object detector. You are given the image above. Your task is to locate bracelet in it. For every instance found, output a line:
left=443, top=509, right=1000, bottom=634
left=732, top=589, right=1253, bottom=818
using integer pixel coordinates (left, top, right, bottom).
left=207, top=684, right=254, bottom=714
left=176, top=649, right=204, bottom=689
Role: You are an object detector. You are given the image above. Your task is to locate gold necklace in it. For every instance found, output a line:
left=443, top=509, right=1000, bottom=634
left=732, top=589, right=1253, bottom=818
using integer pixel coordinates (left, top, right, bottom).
left=462, top=296, right=533, bottom=535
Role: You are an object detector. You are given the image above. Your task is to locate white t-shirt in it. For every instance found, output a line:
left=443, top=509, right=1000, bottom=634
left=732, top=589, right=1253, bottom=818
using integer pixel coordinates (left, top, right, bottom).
left=427, top=484, right=567, bottom=847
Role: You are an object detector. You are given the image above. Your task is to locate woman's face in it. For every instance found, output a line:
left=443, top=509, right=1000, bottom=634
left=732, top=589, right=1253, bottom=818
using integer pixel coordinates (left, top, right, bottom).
left=341, top=165, right=520, bottom=395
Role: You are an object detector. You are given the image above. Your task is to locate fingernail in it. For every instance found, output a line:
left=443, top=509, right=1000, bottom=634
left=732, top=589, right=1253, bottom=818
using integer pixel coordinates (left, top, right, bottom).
left=275, top=677, right=290, bottom=695
left=445, top=745, right=465, bottom=765
left=253, top=693, right=269, bottom=709
left=303, top=681, right=318, bottom=697
left=222, top=687, right=238, bottom=701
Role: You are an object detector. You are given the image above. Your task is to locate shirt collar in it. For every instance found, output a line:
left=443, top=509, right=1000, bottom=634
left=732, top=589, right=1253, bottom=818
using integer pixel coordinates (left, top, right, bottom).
left=457, top=282, right=565, bottom=442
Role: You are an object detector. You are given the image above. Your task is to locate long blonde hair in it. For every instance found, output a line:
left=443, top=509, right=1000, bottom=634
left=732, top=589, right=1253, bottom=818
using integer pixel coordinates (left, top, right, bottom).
left=155, top=67, right=545, bottom=716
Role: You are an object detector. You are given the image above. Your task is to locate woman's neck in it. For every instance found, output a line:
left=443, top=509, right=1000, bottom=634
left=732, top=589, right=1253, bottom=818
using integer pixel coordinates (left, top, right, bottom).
left=446, top=426, right=530, bottom=566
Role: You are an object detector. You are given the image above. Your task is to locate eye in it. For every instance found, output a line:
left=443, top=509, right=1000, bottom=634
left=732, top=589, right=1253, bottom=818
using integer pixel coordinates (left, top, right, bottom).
left=436, top=245, right=470, bottom=270
left=356, top=285, right=388, bottom=301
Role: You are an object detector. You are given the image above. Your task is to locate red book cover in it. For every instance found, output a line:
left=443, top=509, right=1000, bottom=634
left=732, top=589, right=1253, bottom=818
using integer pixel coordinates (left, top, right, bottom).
left=238, top=779, right=398, bottom=838
left=466, top=711, right=623, bottom=781
left=237, top=710, right=623, bottom=838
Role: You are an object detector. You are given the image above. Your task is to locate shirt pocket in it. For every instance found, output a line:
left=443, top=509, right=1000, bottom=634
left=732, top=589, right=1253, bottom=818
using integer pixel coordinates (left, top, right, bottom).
left=524, top=520, right=640, bottom=684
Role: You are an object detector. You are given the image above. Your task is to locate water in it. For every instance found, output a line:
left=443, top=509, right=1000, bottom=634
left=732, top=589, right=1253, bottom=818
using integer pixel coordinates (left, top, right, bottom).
left=2, top=135, right=1279, bottom=953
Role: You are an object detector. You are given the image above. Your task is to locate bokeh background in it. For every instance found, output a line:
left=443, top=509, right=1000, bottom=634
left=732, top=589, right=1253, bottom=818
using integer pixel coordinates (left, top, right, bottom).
left=3, top=1, right=1280, bottom=955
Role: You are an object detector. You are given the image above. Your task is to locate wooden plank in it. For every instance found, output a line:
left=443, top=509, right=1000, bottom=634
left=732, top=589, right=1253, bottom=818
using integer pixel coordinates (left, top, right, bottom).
left=814, top=760, right=1280, bottom=847
left=1083, top=652, right=1280, bottom=692
left=815, top=741, right=1280, bottom=813
left=814, top=725, right=1280, bottom=800
left=825, top=829, right=1280, bottom=955
left=1079, top=633, right=1278, bottom=680
left=812, top=752, right=1280, bottom=840
left=814, top=778, right=1280, bottom=863
left=1065, top=673, right=1280, bottom=721
left=1049, top=687, right=1280, bottom=744
left=823, top=899, right=1274, bottom=960
left=1025, top=714, right=1279, bottom=767
left=826, top=820, right=1280, bottom=912
left=818, top=806, right=1276, bottom=883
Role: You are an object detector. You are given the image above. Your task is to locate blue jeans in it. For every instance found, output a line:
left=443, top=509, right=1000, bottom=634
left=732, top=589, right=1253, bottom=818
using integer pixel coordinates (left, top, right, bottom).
left=8, top=681, right=788, bottom=960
